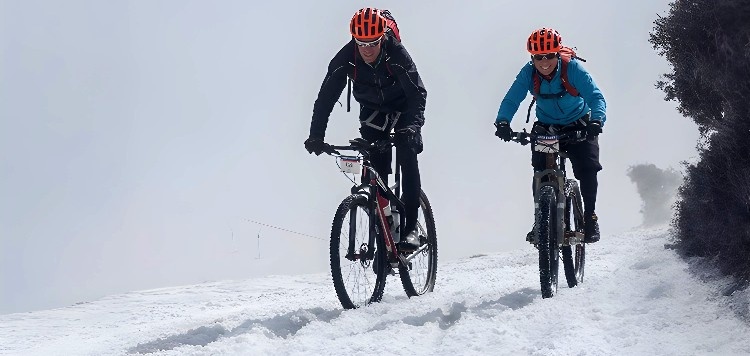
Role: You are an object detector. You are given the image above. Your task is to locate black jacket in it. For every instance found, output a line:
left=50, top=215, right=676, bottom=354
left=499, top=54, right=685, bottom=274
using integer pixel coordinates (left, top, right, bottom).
left=309, top=34, right=427, bottom=139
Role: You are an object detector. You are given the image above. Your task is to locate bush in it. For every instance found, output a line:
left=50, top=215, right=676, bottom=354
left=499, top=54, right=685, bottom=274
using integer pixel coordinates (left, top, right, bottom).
left=650, top=0, right=750, bottom=280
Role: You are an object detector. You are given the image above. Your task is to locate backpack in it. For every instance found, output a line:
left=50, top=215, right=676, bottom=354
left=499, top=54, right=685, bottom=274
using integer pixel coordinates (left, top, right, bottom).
left=526, top=46, right=587, bottom=123
left=380, top=10, right=401, bottom=42
left=345, top=9, right=401, bottom=112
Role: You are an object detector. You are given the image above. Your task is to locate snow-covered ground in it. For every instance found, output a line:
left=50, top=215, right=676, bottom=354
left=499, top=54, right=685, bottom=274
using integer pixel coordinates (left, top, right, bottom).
left=2, top=227, right=749, bottom=356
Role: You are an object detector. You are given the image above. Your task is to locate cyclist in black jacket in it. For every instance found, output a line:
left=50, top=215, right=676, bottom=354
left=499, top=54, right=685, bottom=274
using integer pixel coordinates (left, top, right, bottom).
left=305, top=7, right=427, bottom=250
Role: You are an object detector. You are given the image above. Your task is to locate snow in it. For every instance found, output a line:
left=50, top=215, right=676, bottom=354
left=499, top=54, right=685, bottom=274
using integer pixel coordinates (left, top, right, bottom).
left=2, top=227, right=749, bottom=356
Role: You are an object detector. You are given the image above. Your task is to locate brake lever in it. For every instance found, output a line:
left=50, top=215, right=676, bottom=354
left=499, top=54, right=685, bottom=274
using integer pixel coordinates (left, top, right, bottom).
left=514, top=131, right=530, bottom=146
left=323, top=144, right=340, bottom=155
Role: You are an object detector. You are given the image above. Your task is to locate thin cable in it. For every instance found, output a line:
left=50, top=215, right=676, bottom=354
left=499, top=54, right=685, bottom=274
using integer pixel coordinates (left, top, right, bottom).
left=244, top=219, right=327, bottom=241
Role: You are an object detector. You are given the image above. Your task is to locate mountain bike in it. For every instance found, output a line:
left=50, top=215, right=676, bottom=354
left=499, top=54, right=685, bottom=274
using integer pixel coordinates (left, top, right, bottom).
left=322, top=137, right=437, bottom=309
left=509, top=129, right=587, bottom=298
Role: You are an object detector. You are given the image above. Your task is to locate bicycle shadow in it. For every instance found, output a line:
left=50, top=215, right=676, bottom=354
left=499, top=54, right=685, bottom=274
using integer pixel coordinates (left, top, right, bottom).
left=476, top=287, right=538, bottom=311
left=127, top=307, right=342, bottom=354
left=370, top=287, right=539, bottom=331
left=127, top=288, right=539, bottom=353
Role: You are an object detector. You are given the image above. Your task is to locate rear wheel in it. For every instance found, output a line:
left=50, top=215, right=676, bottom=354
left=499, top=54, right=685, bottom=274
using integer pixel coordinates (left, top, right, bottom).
left=537, top=186, right=559, bottom=298
left=562, top=180, right=585, bottom=287
left=330, top=195, right=387, bottom=309
left=399, top=190, right=438, bottom=297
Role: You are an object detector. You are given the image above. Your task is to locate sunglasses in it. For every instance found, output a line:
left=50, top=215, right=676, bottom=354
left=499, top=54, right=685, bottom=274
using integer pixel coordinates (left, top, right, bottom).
left=354, top=36, right=383, bottom=47
left=532, top=53, right=558, bottom=61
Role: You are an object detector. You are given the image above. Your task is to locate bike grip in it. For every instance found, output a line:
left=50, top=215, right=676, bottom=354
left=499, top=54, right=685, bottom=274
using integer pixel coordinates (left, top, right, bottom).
left=512, top=131, right=530, bottom=145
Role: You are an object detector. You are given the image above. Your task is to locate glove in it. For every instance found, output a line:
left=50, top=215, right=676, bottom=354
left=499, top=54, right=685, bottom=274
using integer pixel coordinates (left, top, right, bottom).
left=587, top=120, right=603, bottom=137
left=395, top=126, right=423, bottom=154
left=373, top=139, right=392, bottom=153
left=494, top=122, right=513, bottom=142
left=304, top=136, right=326, bottom=155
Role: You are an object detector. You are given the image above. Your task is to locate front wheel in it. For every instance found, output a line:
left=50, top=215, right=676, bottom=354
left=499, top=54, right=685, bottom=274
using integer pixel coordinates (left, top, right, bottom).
left=537, top=186, right=559, bottom=298
left=399, top=190, right=438, bottom=297
left=330, top=194, right=387, bottom=309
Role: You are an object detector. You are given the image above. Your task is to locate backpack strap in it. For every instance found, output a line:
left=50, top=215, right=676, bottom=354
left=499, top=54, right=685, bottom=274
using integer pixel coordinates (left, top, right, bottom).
left=346, top=77, right=352, bottom=112
left=560, top=58, right=579, bottom=97
left=526, top=55, right=581, bottom=123
left=346, top=64, right=353, bottom=112
left=346, top=37, right=396, bottom=113
left=526, top=97, right=536, bottom=124
left=345, top=33, right=400, bottom=113
left=346, top=44, right=357, bottom=113
left=384, top=53, right=394, bottom=76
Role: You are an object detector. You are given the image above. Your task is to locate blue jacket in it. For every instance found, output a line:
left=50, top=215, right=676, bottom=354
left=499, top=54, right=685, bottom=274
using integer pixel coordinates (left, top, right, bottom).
left=496, top=59, right=606, bottom=126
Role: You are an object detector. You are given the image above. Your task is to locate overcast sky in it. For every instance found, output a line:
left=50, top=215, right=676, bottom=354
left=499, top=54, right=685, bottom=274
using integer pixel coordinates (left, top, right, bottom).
left=0, top=0, right=698, bottom=314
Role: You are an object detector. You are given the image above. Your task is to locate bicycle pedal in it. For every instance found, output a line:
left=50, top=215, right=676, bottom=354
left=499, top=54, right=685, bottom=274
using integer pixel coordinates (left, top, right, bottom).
left=564, top=231, right=585, bottom=245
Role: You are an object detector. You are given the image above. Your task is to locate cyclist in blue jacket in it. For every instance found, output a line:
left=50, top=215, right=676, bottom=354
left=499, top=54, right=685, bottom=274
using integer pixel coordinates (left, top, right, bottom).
left=494, top=27, right=606, bottom=243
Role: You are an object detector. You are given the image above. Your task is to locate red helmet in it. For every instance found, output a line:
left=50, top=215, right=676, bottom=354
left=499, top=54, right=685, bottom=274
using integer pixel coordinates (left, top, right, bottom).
left=350, top=8, right=387, bottom=40
left=527, top=28, right=563, bottom=54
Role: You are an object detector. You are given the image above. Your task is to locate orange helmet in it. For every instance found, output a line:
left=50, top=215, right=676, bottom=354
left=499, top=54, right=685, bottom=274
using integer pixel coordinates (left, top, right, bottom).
left=527, top=28, right=563, bottom=54
left=350, top=8, right=387, bottom=40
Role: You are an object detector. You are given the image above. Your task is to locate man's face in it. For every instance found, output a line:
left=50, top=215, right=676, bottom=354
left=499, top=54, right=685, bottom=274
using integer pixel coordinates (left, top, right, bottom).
left=532, top=52, right=559, bottom=76
left=355, top=35, right=383, bottom=64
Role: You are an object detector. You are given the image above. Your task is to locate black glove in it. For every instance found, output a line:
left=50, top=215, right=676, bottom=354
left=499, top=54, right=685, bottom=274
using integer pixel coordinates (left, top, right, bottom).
left=587, top=120, right=603, bottom=137
left=304, top=136, right=326, bottom=155
left=395, top=126, right=423, bottom=154
left=373, top=139, right=392, bottom=153
left=494, top=122, right=513, bottom=141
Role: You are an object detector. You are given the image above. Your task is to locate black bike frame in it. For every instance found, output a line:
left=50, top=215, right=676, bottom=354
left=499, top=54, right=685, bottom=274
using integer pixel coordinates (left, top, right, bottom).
left=328, top=143, right=406, bottom=265
left=520, top=131, right=586, bottom=247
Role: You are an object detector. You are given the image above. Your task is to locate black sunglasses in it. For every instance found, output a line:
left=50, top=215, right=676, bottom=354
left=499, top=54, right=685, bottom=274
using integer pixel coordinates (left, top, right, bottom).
left=532, top=53, right=558, bottom=61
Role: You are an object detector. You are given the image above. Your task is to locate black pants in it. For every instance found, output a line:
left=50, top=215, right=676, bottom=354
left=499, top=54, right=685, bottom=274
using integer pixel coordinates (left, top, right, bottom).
left=530, top=121, right=602, bottom=215
left=359, top=109, right=422, bottom=235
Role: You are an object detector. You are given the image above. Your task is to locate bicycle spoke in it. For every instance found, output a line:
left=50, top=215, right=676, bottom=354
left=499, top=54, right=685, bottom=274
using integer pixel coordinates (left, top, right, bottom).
left=330, top=195, right=387, bottom=309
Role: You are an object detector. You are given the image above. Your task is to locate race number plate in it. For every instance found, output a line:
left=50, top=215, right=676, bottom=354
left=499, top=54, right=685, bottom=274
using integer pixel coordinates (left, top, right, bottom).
left=339, top=156, right=361, bottom=174
left=534, top=139, right=560, bottom=153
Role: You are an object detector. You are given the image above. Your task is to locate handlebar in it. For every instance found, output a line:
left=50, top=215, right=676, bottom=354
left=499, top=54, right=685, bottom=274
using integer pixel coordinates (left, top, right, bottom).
left=323, top=137, right=395, bottom=156
left=509, top=129, right=588, bottom=146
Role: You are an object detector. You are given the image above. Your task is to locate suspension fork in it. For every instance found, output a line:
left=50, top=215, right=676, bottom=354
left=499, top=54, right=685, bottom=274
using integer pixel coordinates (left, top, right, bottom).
left=348, top=167, right=379, bottom=261
left=347, top=207, right=357, bottom=258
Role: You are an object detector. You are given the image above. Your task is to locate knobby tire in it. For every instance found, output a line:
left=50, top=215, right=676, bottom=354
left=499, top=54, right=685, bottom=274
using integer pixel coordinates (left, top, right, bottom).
left=330, top=195, right=387, bottom=309
left=398, top=190, right=438, bottom=297
left=562, top=180, right=586, bottom=287
left=537, top=186, right=560, bottom=298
